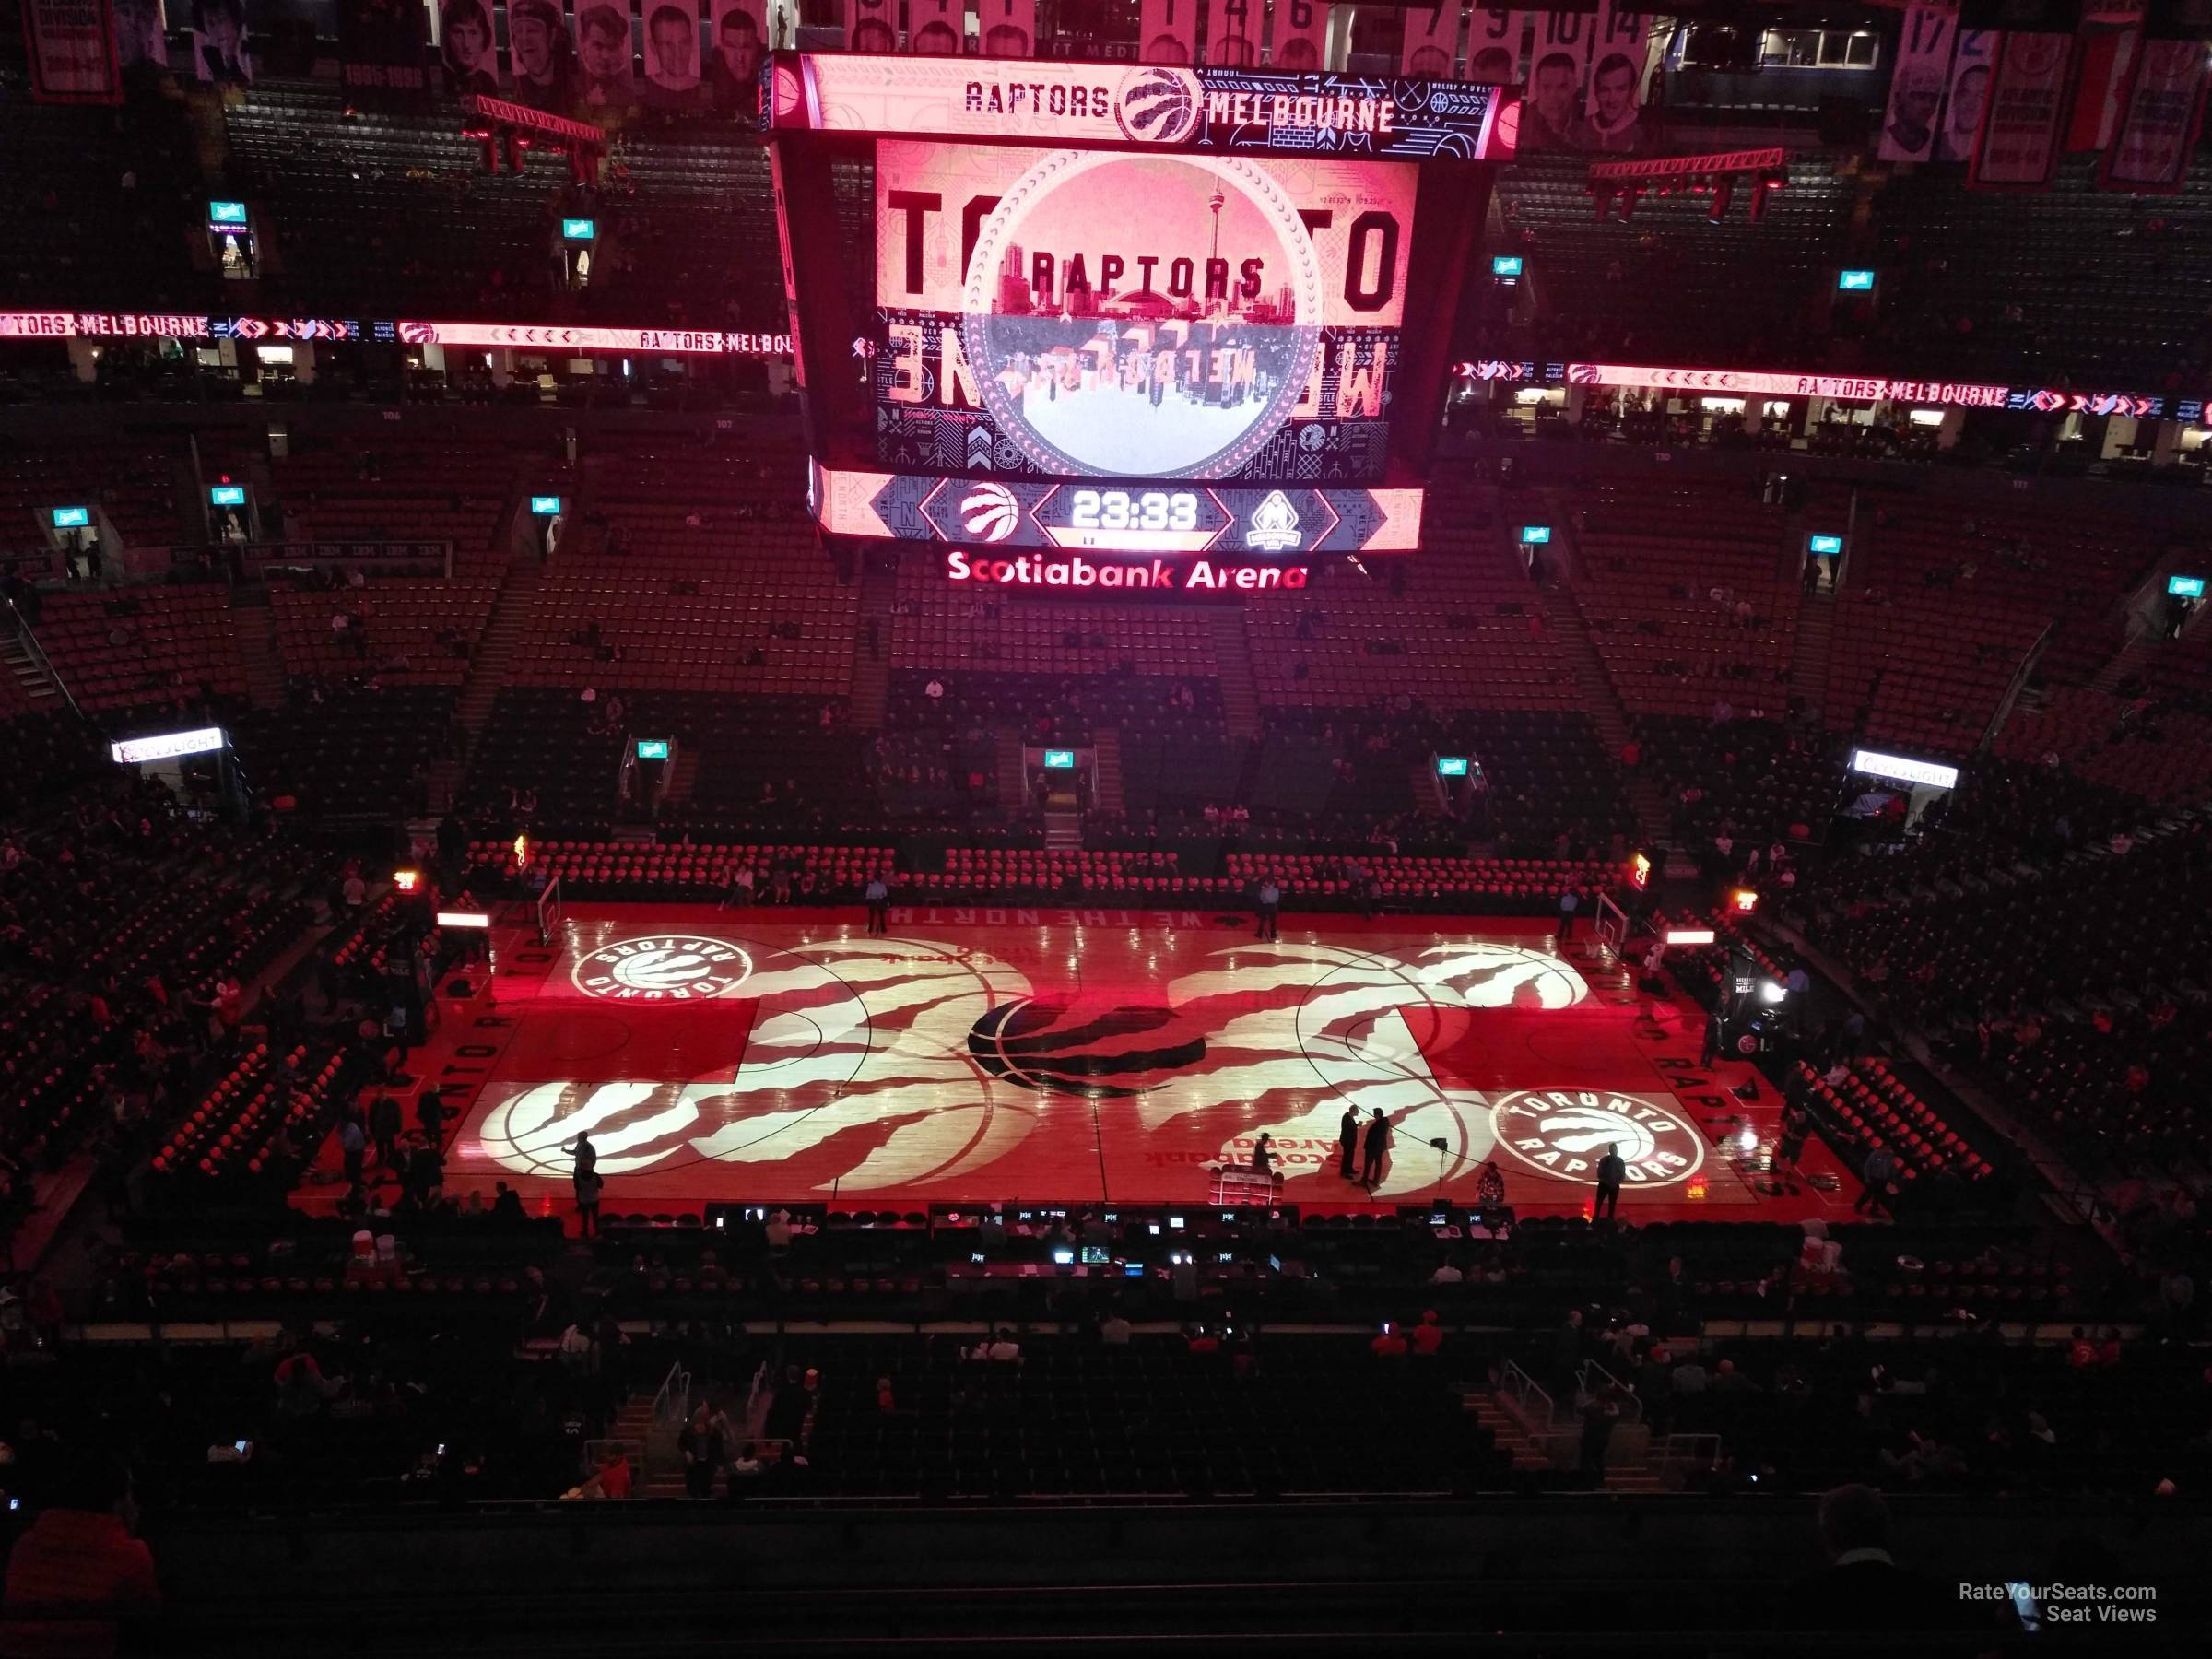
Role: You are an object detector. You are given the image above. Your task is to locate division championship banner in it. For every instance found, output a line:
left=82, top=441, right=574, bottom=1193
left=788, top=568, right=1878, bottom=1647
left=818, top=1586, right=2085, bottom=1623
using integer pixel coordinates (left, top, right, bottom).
left=25, top=0, right=122, bottom=102
left=2100, top=32, right=2210, bottom=191
left=1971, top=30, right=2079, bottom=188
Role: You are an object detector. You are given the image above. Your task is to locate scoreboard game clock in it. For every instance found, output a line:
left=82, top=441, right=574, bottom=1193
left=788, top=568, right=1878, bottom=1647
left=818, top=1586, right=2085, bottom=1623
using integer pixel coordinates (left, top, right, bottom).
left=811, top=465, right=1422, bottom=557
left=766, top=53, right=1510, bottom=581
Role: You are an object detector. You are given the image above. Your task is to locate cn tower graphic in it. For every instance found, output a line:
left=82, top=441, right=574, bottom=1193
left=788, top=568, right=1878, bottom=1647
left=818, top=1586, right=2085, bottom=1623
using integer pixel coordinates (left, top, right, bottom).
left=1209, top=186, right=1225, bottom=265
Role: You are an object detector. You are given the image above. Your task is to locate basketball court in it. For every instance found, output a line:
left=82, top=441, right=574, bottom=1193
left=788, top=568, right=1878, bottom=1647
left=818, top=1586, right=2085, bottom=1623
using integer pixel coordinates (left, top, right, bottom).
left=301, top=901, right=1854, bottom=1223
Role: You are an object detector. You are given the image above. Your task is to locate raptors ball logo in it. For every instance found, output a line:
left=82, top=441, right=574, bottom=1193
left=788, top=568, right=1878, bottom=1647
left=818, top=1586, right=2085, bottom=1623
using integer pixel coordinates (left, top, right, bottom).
left=959, top=481, right=1021, bottom=542
left=571, top=935, right=753, bottom=1002
left=1488, top=1090, right=1705, bottom=1188
left=1114, top=66, right=1202, bottom=145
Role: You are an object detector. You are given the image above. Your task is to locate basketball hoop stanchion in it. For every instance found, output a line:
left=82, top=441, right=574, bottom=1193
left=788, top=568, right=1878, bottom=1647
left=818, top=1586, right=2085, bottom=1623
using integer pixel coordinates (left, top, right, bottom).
left=535, top=874, right=564, bottom=948
left=1593, top=893, right=1630, bottom=962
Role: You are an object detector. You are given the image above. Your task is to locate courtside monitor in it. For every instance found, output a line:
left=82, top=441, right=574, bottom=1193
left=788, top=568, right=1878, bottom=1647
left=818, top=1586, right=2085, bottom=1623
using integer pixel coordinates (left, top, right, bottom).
left=1837, top=269, right=1877, bottom=292
left=1042, top=748, right=1075, bottom=770
left=50, top=506, right=88, bottom=528
left=529, top=495, right=562, bottom=515
left=1808, top=534, right=1844, bottom=556
left=771, top=53, right=1511, bottom=579
left=208, top=485, right=246, bottom=507
left=561, top=218, right=596, bottom=241
left=1437, top=756, right=1469, bottom=777
left=2170, top=574, right=2205, bottom=599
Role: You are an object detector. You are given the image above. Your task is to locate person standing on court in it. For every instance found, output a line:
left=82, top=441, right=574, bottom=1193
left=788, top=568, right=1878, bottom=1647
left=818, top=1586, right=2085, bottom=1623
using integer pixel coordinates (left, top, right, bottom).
left=368, top=1092, right=402, bottom=1171
left=1255, top=875, right=1281, bottom=941
left=565, top=1131, right=598, bottom=1226
left=1556, top=884, right=1581, bottom=941
left=864, top=872, right=889, bottom=937
left=1338, top=1102, right=1361, bottom=1180
left=1594, top=1143, right=1626, bottom=1220
left=1361, top=1108, right=1393, bottom=1187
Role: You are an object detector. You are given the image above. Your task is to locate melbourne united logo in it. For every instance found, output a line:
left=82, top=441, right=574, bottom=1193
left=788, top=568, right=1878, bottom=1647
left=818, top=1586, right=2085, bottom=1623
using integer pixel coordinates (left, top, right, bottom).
left=959, top=481, right=1021, bottom=543
left=1245, top=489, right=1303, bottom=552
left=1115, top=66, right=1202, bottom=145
left=968, top=997, right=1206, bottom=1097
left=571, top=935, right=753, bottom=1002
left=1488, top=1090, right=1705, bottom=1188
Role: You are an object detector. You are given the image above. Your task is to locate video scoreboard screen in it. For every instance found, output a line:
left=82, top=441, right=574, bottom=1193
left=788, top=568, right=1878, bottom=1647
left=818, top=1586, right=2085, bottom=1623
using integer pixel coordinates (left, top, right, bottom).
left=767, top=54, right=1509, bottom=571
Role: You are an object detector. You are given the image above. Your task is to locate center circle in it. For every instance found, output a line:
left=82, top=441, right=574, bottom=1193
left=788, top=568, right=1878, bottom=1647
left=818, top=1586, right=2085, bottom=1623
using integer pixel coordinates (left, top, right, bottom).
left=959, top=149, right=1325, bottom=479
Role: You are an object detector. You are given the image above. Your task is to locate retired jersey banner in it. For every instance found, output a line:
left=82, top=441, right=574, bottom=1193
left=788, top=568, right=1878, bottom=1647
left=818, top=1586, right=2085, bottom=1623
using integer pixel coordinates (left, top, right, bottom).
left=974, top=0, right=1038, bottom=57
left=1938, top=28, right=1997, bottom=159
left=1206, top=0, right=1261, bottom=65
left=1971, top=31, right=2080, bottom=187
left=903, top=0, right=962, bottom=54
left=26, top=0, right=122, bottom=101
left=1139, top=0, right=1200, bottom=64
left=337, top=0, right=429, bottom=98
left=1518, top=8, right=1595, bottom=148
left=2101, top=32, right=2210, bottom=188
left=1880, top=2, right=1959, bottom=160
left=1583, top=4, right=1652, bottom=152
left=1272, top=0, right=1332, bottom=72
left=844, top=0, right=893, bottom=53
left=1400, top=1, right=1464, bottom=76
left=1465, top=6, right=1519, bottom=81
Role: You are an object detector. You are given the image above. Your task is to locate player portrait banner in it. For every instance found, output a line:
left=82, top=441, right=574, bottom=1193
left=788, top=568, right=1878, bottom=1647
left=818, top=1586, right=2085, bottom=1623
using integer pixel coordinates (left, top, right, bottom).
left=191, top=0, right=251, bottom=83
left=974, top=0, right=1038, bottom=59
left=773, top=55, right=1511, bottom=160
left=1139, top=0, right=1200, bottom=65
left=1583, top=4, right=1652, bottom=153
left=1466, top=6, right=1519, bottom=81
left=1517, top=8, right=1596, bottom=149
left=26, top=0, right=121, bottom=101
left=2100, top=31, right=2210, bottom=189
left=574, top=1, right=636, bottom=117
left=1971, top=31, right=2079, bottom=188
left=1400, top=1, right=1465, bottom=76
left=1938, top=27, right=1996, bottom=160
left=337, top=0, right=429, bottom=99
left=113, top=0, right=168, bottom=78
left=639, top=0, right=705, bottom=110
left=1272, top=0, right=1332, bottom=72
left=1879, top=1, right=1959, bottom=160
left=438, top=0, right=501, bottom=93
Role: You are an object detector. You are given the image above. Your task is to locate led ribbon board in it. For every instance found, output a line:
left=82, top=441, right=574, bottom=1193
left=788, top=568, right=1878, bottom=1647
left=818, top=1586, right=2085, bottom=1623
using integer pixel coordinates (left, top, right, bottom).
left=771, top=53, right=1511, bottom=161
left=812, top=465, right=1420, bottom=555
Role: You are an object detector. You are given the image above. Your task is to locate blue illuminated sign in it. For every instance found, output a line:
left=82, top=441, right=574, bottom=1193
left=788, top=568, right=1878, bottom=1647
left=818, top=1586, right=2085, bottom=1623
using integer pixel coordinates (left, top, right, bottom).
left=530, top=495, right=562, bottom=515
left=1808, top=534, right=1844, bottom=556
left=1437, top=756, right=1469, bottom=777
left=1520, top=525, right=1551, bottom=545
left=208, top=485, right=246, bottom=507
left=50, top=507, right=89, bottom=528
left=1837, top=269, right=1876, bottom=291
left=1042, top=749, right=1076, bottom=770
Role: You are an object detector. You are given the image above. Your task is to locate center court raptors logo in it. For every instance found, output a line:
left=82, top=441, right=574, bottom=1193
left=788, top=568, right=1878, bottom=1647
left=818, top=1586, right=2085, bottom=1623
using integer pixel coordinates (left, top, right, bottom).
left=571, top=935, right=753, bottom=1002
left=1114, top=66, right=1201, bottom=145
left=968, top=998, right=1207, bottom=1097
left=1488, top=1089, right=1706, bottom=1188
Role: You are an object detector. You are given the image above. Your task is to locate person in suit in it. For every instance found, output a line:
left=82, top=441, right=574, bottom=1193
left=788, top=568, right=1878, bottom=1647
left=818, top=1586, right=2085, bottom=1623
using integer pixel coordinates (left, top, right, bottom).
left=1783, top=1483, right=1963, bottom=1636
left=864, top=873, right=889, bottom=936
left=368, top=1093, right=402, bottom=1171
left=1594, top=1143, right=1625, bottom=1220
left=1360, top=1109, right=1392, bottom=1186
left=1338, top=1104, right=1361, bottom=1180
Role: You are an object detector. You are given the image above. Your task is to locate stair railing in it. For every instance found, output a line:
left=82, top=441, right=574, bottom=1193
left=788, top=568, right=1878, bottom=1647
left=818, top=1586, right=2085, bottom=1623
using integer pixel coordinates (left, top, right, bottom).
left=3, top=598, right=88, bottom=726
left=1496, top=1359, right=1556, bottom=1430
left=650, top=1357, right=691, bottom=1428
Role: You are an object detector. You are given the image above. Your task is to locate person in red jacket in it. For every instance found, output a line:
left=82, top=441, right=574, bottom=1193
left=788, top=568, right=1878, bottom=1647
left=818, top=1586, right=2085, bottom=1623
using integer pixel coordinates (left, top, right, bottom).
left=1, top=1455, right=160, bottom=1657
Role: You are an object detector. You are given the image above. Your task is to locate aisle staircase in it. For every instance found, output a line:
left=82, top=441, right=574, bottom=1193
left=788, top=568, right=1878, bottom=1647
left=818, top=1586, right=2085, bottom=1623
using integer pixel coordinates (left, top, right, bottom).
left=0, top=620, right=67, bottom=712
left=1092, top=728, right=1125, bottom=816
left=849, top=560, right=896, bottom=730
left=1208, top=609, right=1261, bottom=740
left=230, top=598, right=287, bottom=712
left=1550, top=586, right=1668, bottom=843
left=995, top=728, right=1027, bottom=811
left=2088, top=632, right=2154, bottom=696
left=453, top=564, right=542, bottom=753
left=1792, top=589, right=1837, bottom=727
